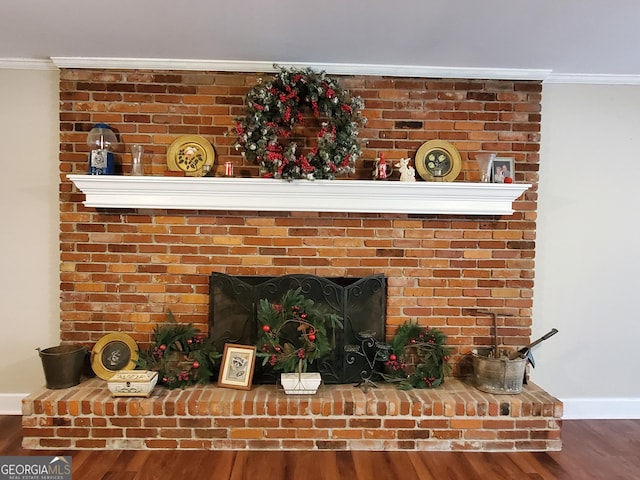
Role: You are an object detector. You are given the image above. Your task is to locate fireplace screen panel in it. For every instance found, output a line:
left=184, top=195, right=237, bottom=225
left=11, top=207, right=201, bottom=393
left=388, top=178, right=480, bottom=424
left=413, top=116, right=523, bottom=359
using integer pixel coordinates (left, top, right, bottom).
left=208, top=273, right=386, bottom=384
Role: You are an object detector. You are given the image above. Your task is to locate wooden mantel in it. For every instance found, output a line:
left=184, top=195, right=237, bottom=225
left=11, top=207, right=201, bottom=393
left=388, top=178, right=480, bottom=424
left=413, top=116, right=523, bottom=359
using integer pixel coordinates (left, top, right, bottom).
left=67, top=175, right=530, bottom=215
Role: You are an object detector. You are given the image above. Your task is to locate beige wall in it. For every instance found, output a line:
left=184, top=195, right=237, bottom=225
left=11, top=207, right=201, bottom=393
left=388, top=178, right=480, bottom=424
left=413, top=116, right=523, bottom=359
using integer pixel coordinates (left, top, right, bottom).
left=0, top=68, right=59, bottom=408
left=535, top=83, right=640, bottom=417
left=1, top=68, right=638, bottom=417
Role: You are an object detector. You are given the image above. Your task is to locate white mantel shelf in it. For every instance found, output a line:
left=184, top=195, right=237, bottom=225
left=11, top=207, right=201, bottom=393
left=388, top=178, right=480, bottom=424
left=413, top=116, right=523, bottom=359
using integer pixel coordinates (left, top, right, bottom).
left=67, top=175, right=531, bottom=216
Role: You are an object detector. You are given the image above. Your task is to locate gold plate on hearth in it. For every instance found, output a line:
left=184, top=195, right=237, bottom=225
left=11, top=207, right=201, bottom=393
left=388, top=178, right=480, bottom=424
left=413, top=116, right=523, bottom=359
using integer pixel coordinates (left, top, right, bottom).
left=91, top=333, right=139, bottom=380
left=415, top=140, right=462, bottom=182
left=166, top=135, right=215, bottom=176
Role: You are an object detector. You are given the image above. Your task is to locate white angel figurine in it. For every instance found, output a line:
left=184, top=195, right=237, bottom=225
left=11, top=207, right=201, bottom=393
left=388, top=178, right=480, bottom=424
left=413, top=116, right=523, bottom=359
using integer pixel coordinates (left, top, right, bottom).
left=395, top=158, right=416, bottom=182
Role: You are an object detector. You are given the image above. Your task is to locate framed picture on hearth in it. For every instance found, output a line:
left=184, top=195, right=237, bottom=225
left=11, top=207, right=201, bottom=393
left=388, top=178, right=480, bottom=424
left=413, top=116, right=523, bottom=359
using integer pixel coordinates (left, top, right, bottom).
left=218, top=343, right=256, bottom=390
left=492, top=157, right=515, bottom=183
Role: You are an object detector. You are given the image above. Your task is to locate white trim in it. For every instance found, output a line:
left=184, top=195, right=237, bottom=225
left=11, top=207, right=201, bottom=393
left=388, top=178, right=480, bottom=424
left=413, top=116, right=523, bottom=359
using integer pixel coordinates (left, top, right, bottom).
left=544, top=73, right=640, bottom=85
left=0, top=393, right=28, bottom=415
left=0, top=58, right=57, bottom=71
left=67, top=175, right=530, bottom=216
left=50, top=56, right=551, bottom=81
left=3, top=56, right=640, bottom=84
left=561, top=398, right=640, bottom=419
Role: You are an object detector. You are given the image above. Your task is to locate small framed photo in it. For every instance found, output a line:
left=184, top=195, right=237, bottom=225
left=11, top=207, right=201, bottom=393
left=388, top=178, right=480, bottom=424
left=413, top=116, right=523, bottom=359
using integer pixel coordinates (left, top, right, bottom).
left=217, top=343, right=256, bottom=390
left=492, top=157, right=515, bottom=183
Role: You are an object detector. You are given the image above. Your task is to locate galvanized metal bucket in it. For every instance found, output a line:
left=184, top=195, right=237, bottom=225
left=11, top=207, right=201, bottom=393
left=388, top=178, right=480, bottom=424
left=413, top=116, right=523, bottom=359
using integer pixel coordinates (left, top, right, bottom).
left=472, top=348, right=526, bottom=395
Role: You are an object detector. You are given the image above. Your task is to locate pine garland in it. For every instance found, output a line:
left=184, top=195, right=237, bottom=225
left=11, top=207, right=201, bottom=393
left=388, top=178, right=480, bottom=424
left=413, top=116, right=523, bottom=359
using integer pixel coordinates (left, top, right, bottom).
left=235, top=65, right=366, bottom=180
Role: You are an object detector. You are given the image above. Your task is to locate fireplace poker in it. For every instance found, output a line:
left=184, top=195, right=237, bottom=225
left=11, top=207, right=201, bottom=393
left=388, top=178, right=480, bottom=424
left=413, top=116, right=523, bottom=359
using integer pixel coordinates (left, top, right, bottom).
left=465, top=309, right=514, bottom=358
left=508, top=328, right=559, bottom=362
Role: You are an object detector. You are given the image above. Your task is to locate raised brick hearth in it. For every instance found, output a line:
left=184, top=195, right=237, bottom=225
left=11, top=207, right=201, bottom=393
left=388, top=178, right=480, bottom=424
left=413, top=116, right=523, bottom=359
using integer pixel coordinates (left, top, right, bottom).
left=22, top=378, right=562, bottom=451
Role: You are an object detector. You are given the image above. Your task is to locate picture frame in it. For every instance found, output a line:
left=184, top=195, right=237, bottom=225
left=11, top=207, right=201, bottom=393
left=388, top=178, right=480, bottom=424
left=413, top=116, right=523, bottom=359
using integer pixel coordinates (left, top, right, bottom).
left=491, top=157, right=515, bottom=183
left=414, top=140, right=462, bottom=182
left=217, top=343, right=256, bottom=390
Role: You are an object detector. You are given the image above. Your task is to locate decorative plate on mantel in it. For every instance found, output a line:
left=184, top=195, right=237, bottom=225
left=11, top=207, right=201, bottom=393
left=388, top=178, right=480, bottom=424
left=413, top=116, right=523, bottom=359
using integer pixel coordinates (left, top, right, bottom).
left=415, top=140, right=462, bottom=182
left=166, top=135, right=215, bottom=176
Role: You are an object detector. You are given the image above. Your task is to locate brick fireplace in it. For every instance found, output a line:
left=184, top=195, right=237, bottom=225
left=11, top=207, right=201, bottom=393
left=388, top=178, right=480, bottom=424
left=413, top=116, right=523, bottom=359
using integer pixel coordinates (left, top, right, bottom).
left=24, top=67, right=558, bottom=452
left=58, top=69, right=540, bottom=356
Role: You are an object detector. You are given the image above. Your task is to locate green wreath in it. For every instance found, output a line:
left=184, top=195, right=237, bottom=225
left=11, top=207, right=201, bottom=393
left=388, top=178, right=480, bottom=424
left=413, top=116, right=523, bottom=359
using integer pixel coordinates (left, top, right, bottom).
left=379, top=321, right=453, bottom=389
left=255, top=288, right=343, bottom=373
left=235, top=65, right=366, bottom=180
left=136, top=311, right=221, bottom=389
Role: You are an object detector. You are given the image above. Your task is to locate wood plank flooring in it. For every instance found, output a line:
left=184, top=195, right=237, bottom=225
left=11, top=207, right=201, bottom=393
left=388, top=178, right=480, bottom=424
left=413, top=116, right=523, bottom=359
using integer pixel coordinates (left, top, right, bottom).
left=2, top=416, right=639, bottom=479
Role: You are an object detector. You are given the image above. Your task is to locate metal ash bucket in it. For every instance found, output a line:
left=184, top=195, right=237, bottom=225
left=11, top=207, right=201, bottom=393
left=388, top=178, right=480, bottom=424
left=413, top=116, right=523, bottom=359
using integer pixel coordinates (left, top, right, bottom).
left=472, top=347, right=526, bottom=395
left=37, top=345, right=86, bottom=389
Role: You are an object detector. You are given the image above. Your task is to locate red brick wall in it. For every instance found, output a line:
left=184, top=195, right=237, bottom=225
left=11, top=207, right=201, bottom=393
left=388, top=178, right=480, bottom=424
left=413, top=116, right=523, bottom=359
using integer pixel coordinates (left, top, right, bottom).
left=59, top=69, right=540, bottom=371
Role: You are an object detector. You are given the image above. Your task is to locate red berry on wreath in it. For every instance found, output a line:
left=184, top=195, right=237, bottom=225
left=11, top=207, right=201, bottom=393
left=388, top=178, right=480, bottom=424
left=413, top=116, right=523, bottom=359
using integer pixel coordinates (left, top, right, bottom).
left=274, top=345, right=281, bottom=352
left=300, top=313, right=307, bottom=319
left=262, top=325, right=271, bottom=332
left=308, top=333, right=316, bottom=342
left=192, top=362, right=200, bottom=368
left=389, top=354, right=397, bottom=361
left=159, top=344, right=166, bottom=351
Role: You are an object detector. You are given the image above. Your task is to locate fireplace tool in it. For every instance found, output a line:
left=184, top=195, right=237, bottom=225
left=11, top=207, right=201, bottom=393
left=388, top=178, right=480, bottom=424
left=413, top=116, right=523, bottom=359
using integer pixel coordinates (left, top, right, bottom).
left=467, top=309, right=514, bottom=358
left=344, top=330, right=385, bottom=393
left=467, top=309, right=558, bottom=394
left=467, top=309, right=525, bottom=393
left=508, top=328, right=558, bottom=366
left=469, top=309, right=558, bottom=364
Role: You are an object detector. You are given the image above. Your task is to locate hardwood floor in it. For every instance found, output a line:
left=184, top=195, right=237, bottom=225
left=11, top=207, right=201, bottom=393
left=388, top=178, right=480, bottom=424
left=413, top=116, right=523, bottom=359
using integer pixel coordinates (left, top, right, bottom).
left=2, top=416, right=639, bottom=479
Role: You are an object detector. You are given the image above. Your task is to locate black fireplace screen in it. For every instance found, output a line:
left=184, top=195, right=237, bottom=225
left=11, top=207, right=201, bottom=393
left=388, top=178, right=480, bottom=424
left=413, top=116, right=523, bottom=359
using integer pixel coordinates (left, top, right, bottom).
left=208, top=272, right=386, bottom=384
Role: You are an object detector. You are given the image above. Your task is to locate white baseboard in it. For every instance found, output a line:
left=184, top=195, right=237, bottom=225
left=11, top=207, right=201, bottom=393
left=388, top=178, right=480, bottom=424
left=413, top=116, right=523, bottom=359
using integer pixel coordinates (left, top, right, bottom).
left=0, top=393, right=28, bottom=415
left=561, top=398, right=640, bottom=419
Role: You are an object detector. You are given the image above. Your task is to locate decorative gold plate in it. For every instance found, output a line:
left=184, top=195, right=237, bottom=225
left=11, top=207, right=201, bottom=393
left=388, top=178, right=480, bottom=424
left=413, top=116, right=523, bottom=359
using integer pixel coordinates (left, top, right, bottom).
left=167, top=135, right=215, bottom=176
left=415, top=140, right=462, bottom=182
left=91, top=332, right=139, bottom=380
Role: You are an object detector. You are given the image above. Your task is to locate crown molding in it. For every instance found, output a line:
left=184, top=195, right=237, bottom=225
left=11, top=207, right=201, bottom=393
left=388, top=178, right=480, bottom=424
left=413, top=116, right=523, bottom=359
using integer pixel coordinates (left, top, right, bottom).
left=50, top=56, right=551, bottom=81
left=544, top=72, right=640, bottom=85
left=0, top=57, right=57, bottom=70
left=4, top=56, right=638, bottom=84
